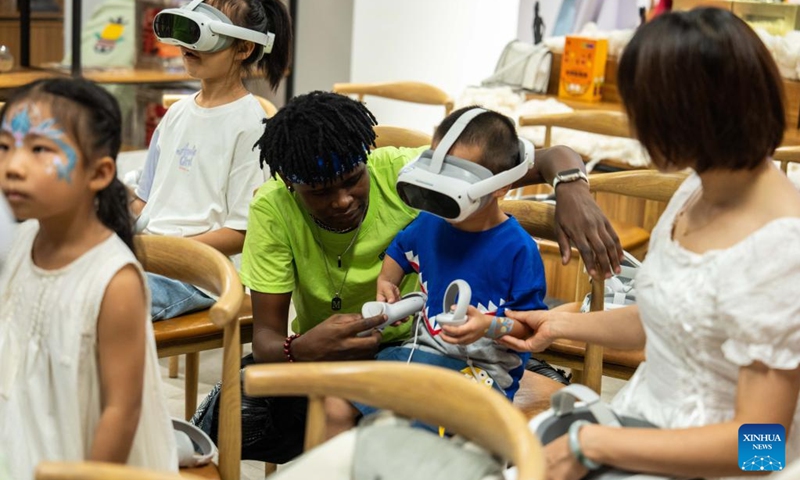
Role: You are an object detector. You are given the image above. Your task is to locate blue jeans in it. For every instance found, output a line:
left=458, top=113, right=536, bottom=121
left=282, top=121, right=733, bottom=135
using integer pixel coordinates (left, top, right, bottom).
left=353, top=346, right=505, bottom=432
left=147, top=272, right=215, bottom=321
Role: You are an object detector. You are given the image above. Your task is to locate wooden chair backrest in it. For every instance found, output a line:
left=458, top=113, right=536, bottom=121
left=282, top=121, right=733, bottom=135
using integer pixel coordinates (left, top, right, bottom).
left=498, top=199, right=605, bottom=392
left=255, top=96, right=278, bottom=118
left=589, top=169, right=690, bottom=250
left=36, top=462, right=204, bottom=480
left=244, top=362, right=545, bottom=480
left=589, top=170, right=690, bottom=202
left=162, top=94, right=278, bottom=118
left=373, top=125, right=431, bottom=149
left=518, top=110, right=632, bottom=148
left=774, top=146, right=800, bottom=174
left=135, top=235, right=243, bottom=480
left=333, top=81, right=454, bottom=116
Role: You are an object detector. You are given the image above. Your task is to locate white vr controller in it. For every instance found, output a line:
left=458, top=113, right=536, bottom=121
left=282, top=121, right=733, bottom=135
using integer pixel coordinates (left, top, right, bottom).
left=358, top=280, right=473, bottom=336
left=431, top=279, right=472, bottom=327
left=358, top=292, right=428, bottom=337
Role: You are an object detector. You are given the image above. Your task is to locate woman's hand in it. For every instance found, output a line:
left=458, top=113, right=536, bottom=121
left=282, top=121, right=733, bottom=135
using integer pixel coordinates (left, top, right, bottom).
left=545, top=434, right=589, bottom=480
left=439, top=306, right=491, bottom=345
left=554, top=181, right=623, bottom=280
left=496, top=309, right=555, bottom=352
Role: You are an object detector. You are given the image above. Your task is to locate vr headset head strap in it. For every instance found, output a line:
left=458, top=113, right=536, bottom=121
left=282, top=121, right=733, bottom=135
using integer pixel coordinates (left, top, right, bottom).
left=466, top=137, right=534, bottom=200
left=430, top=107, right=487, bottom=174
left=183, top=0, right=205, bottom=10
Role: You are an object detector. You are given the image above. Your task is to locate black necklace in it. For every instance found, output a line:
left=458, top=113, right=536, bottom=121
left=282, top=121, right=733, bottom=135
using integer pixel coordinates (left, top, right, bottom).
left=311, top=215, right=358, bottom=234
left=310, top=209, right=367, bottom=310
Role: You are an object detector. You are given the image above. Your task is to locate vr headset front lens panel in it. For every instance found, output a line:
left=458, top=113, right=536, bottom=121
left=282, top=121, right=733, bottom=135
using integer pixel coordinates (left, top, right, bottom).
left=154, top=13, right=202, bottom=45
left=397, top=182, right=462, bottom=220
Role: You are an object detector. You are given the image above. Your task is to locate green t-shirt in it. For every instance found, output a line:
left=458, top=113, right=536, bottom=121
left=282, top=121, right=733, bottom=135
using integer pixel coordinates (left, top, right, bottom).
left=241, top=146, right=426, bottom=342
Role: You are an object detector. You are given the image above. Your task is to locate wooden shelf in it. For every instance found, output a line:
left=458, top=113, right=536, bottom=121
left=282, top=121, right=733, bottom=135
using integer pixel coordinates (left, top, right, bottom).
left=83, top=69, right=191, bottom=84
left=0, top=68, right=52, bottom=88
left=0, top=67, right=192, bottom=89
left=534, top=52, right=800, bottom=146
left=0, top=11, right=61, bottom=20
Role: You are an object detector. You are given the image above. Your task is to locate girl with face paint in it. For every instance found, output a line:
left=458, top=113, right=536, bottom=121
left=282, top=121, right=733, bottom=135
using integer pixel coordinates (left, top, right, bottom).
left=0, top=78, right=177, bottom=477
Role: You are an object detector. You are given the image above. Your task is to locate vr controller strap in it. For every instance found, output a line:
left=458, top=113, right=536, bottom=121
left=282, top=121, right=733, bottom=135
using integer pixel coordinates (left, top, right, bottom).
left=551, top=384, right=621, bottom=427
left=429, top=108, right=487, bottom=174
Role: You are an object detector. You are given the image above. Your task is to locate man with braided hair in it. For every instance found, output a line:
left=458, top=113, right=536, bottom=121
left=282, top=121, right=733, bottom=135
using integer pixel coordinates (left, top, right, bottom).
left=193, top=91, right=624, bottom=463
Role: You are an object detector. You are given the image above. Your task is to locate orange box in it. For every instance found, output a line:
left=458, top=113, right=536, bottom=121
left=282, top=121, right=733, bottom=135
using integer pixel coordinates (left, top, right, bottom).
left=558, top=37, right=608, bottom=103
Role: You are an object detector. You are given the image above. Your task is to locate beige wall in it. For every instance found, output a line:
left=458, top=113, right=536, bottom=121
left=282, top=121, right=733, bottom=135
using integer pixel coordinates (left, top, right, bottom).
left=292, top=0, right=354, bottom=95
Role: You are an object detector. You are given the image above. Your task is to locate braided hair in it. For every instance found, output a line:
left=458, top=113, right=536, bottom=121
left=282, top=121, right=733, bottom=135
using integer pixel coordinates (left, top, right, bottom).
left=255, top=91, right=377, bottom=186
left=0, top=78, right=134, bottom=252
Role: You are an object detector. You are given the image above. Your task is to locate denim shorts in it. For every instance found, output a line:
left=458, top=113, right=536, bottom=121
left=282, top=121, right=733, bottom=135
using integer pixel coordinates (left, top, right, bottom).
left=147, top=272, right=215, bottom=321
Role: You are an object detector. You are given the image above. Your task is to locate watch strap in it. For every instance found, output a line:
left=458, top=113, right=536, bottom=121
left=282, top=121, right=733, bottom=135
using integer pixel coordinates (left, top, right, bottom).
left=552, top=170, right=589, bottom=190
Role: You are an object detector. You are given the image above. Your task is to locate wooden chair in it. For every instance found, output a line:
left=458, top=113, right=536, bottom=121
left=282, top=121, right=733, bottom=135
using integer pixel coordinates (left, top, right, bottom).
left=516, top=110, right=659, bottom=302
left=244, top=362, right=545, bottom=480
left=519, top=110, right=631, bottom=148
left=498, top=199, right=605, bottom=395
left=333, top=81, right=454, bottom=116
left=36, top=462, right=204, bottom=480
left=775, top=145, right=800, bottom=173
left=500, top=169, right=687, bottom=397
left=136, top=235, right=243, bottom=480
left=515, top=110, right=634, bottom=198
left=158, top=91, right=273, bottom=418
left=162, top=93, right=278, bottom=118
left=372, top=125, right=431, bottom=149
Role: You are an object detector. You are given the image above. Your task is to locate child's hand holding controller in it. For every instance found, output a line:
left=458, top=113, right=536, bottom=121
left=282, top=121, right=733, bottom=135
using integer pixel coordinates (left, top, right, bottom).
left=357, top=292, right=427, bottom=337
left=439, top=306, right=493, bottom=346
left=376, top=279, right=401, bottom=303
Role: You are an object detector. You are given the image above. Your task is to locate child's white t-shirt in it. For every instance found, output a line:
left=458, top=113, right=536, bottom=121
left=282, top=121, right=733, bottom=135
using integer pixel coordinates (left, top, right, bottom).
left=135, top=93, right=268, bottom=237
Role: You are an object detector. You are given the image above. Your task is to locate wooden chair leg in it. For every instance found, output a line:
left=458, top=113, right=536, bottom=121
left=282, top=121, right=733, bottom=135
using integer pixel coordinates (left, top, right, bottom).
left=185, top=352, right=200, bottom=421
left=168, top=356, right=179, bottom=378
left=304, top=395, right=326, bottom=451
left=265, top=462, right=277, bottom=476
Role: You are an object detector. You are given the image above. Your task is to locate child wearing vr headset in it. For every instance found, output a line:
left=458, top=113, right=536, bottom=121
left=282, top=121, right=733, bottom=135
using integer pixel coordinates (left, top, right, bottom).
left=324, top=106, right=554, bottom=434
left=130, top=0, right=291, bottom=320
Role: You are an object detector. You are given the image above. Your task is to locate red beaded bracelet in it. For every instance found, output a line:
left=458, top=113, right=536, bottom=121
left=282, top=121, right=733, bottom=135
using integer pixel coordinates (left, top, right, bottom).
left=283, top=334, right=302, bottom=362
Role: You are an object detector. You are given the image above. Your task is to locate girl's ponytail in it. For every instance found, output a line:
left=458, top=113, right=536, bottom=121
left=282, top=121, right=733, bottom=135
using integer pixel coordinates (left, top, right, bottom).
left=256, top=0, right=292, bottom=91
left=97, top=177, right=135, bottom=253
left=232, top=0, right=291, bottom=90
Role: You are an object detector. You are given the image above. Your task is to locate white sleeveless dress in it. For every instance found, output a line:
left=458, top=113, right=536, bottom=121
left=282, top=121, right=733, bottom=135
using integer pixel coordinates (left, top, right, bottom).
left=0, top=221, right=178, bottom=479
left=611, top=174, right=800, bottom=479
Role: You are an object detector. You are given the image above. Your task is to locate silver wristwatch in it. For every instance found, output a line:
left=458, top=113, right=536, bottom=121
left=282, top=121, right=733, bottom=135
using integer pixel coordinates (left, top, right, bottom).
left=552, top=168, right=589, bottom=190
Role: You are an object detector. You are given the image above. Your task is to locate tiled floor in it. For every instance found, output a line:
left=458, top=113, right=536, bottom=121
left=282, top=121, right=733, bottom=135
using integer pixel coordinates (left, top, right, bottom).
left=159, top=349, right=627, bottom=480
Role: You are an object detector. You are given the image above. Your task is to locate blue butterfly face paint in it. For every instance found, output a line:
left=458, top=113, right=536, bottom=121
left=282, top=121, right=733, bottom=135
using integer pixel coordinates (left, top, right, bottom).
left=1, top=105, right=78, bottom=183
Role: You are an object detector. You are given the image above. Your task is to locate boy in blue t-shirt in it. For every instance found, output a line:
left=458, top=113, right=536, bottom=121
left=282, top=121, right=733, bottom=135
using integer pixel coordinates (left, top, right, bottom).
left=377, top=107, right=546, bottom=399
left=324, top=106, right=549, bottom=436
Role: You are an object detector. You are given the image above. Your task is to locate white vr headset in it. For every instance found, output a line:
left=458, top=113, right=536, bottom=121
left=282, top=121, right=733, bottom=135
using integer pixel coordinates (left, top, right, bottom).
left=153, top=0, right=275, bottom=61
left=396, top=108, right=534, bottom=223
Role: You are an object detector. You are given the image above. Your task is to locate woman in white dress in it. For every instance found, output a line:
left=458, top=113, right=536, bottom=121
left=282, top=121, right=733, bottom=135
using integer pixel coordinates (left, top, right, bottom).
left=496, top=8, right=800, bottom=480
left=0, top=78, right=177, bottom=478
